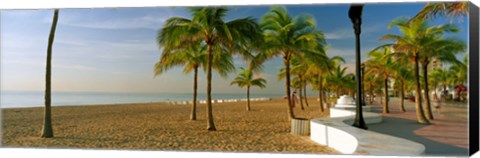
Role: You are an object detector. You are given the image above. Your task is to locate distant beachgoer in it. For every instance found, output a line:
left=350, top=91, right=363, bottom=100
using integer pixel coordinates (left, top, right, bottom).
left=291, top=91, right=297, bottom=108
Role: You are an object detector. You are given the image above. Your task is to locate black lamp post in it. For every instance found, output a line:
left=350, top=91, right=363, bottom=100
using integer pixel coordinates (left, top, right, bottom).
left=349, top=4, right=367, bottom=129
left=361, top=63, right=366, bottom=106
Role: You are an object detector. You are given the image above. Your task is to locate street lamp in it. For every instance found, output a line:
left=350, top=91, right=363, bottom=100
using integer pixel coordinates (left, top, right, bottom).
left=349, top=4, right=367, bottom=129
left=361, top=63, right=366, bottom=106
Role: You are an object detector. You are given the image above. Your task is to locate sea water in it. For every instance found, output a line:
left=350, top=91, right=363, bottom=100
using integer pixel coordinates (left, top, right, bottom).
left=0, top=91, right=283, bottom=108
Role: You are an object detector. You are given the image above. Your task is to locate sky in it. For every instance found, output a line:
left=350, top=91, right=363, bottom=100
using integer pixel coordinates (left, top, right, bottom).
left=0, top=3, right=469, bottom=94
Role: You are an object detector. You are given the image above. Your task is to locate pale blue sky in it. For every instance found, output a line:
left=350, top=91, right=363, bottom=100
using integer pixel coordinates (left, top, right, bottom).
left=0, top=3, right=468, bottom=93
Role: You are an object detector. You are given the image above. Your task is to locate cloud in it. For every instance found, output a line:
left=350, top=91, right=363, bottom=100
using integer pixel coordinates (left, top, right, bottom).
left=55, top=64, right=98, bottom=71
left=56, top=9, right=189, bottom=30
left=2, top=60, right=43, bottom=66
left=56, top=40, right=88, bottom=46
left=327, top=48, right=355, bottom=63
left=327, top=46, right=377, bottom=64
left=324, top=29, right=354, bottom=40
left=59, top=16, right=167, bottom=30
left=324, top=23, right=385, bottom=40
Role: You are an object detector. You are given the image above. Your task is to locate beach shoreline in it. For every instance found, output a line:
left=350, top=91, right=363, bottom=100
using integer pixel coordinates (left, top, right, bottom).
left=1, top=97, right=337, bottom=154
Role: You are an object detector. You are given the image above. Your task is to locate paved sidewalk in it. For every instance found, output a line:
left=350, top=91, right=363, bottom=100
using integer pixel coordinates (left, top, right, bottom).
left=366, top=97, right=469, bottom=156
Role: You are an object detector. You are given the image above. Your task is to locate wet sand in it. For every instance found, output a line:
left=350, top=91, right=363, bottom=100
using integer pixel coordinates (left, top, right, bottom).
left=1, top=97, right=338, bottom=154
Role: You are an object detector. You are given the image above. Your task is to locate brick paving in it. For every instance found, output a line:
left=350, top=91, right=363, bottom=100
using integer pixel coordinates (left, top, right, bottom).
left=366, top=97, right=469, bottom=156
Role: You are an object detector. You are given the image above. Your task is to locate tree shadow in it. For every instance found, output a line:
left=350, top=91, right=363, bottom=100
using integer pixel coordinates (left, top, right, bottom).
left=367, top=116, right=468, bottom=156
left=52, top=136, right=114, bottom=142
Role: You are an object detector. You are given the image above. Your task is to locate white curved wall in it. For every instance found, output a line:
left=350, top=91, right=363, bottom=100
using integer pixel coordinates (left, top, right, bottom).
left=310, top=107, right=425, bottom=155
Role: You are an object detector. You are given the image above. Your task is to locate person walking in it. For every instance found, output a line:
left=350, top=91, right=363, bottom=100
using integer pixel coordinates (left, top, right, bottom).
left=291, top=91, right=298, bottom=108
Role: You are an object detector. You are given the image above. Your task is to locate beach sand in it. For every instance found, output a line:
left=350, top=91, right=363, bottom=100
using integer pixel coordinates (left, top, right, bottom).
left=1, top=97, right=338, bottom=154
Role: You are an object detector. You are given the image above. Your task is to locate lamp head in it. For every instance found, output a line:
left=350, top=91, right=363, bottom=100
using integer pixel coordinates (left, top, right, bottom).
left=349, top=4, right=364, bottom=24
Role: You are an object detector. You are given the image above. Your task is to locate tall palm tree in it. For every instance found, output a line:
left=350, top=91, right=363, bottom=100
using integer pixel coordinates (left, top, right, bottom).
left=301, top=46, right=334, bottom=109
left=278, top=57, right=308, bottom=110
left=310, top=54, right=344, bottom=112
left=410, top=2, right=469, bottom=22
left=394, top=64, right=414, bottom=112
left=41, top=9, right=59, bottom=138
left=155, top=43, right=205, bottom=121
left=154, top=42, right=234, bottom=120
left=158, top=7, right=261, bottom=131
left=230, top=67, right=267, bottom=111
left=260, top=6, right=325, bottom=119
left=301, top=77, right=310, bottom=108
left=379, top=18, right=464, bottom=124
left=418, top=36, right=465, bottom=119
left=365, top=47, right=396, bottom=114
left=379, top=18, right=436, bottom=124
left=429, top=68, right=442, bottom=101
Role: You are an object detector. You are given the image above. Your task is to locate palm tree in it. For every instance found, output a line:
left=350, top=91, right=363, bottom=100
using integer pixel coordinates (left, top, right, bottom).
left=433, top=68, right=455, bottom=102
left=278, top=57, right=309, bottom=110
left=302, top=78, right=310, bottom=107
left=394, top=65, right=414, bottom=112
left=449, top=56, right=468, bottom=85
left=365, top=47, right=396, bottom=114
left=410, top=2, right=469, bottom=22
left=429, top=68, right=442, bottom=101
left=418, top=36, right=465, bottom=119
left=158, top=7, right=262, bottom=131
left=230, top=67, right=267, bottom=111
left=41, top=9, right=59, bottom=138
left=326, top=65, right=355, bottom=97
left=385, top=49, right=414, bottom=112
left=155, top=43, right=205, bottom=121
left=310, top=54, right=344, bottom=112
left=260, top=6, right=325, bottom=119
left=154, top=42, right=234, bottom=120
left=383, top=18, right=465, bottom=122
left=379, top=18, right=434, bottom=124
left=363, top=74, right=383, bottom=105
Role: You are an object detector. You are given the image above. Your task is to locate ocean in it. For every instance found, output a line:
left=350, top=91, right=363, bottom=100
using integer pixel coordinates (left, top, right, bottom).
left=0, top=91, right=284, bottom=108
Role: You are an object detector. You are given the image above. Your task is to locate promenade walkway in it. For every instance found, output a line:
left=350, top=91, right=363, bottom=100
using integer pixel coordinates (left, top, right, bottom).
left=367, top=97, right=469, bottom=156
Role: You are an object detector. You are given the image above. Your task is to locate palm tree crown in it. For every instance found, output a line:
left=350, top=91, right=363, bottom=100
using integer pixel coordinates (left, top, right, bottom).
left=231, top=67, right=267, bottom=89
left=260, top=6, right=326, bottom=119
left=157, top=7, right=262, bottom=131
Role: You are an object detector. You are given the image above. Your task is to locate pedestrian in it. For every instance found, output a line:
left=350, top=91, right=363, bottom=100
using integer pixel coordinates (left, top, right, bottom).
left=291, top=91, right=298, bottom=108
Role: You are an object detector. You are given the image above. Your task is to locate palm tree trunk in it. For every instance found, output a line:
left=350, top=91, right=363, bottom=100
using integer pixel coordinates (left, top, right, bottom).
left=422, top=62, right=434, bottom=120
left=322, top=89, right=329, bottom=108
left=304, top=81, right=309, bottom=107
left=246, top=86, right=251, bottom=111
left=442, top=84, right=447, bottom=102
left=298, top=78, right=304, bottom=110
left=41, top=9, right=59, bottom=138
left=191, top=66, right=198, bottom=120
left=284, top=55, right=295, bottom=119
left=414, top=53, right=430, bottom=124
left=400, top=80, right=406, bottom=112
left=318, top=74, right=324, bottom=112
left=206, top=44, right=216, bottom=131
left=383, top=77, right=389, bottom=114
left=433, top=81, right=438, bottom=102
left=369, top=89, right=374, bottom=104
left=380, top=93, right=383, bottom=104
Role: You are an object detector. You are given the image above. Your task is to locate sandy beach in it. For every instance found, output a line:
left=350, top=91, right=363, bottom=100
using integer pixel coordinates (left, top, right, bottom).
left=1, top=97, right=337, bottom=154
